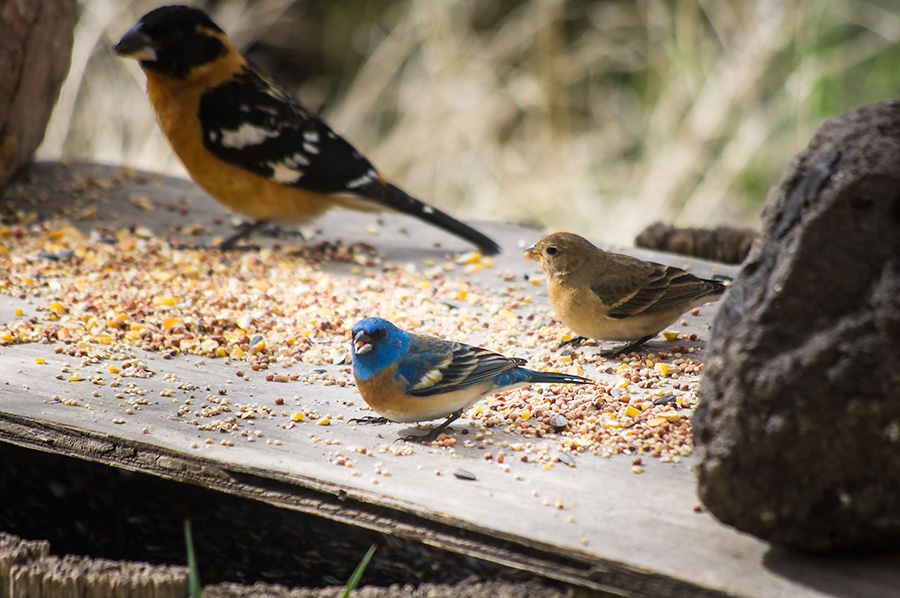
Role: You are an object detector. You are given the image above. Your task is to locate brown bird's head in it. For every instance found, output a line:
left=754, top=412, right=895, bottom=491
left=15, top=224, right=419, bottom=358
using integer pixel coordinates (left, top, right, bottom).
left=524, top=232, right=604, bottom=278
left=114, top=5, right=233, bottom=80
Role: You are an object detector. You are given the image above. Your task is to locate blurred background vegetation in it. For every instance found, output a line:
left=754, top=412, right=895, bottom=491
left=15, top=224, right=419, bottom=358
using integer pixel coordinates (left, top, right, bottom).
left=38, top=0, right=900, bottom=244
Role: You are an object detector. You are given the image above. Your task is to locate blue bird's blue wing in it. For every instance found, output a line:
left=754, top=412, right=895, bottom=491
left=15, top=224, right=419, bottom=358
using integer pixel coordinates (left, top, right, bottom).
left=398, top=335, right=525, bottom=397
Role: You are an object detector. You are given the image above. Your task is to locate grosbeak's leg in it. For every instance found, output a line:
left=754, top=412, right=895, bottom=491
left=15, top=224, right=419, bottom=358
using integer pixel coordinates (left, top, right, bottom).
left=399, top=409, right=463, bottom=443
left=218, top=219, right=270, bottom=250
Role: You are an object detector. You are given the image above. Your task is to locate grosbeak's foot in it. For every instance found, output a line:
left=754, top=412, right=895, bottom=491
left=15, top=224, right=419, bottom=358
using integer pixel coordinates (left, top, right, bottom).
left=258, top=223, right=307, bottom=242
left=348, top=416, right=390, bottom=425
left=557, top=336, right=587, bottom=350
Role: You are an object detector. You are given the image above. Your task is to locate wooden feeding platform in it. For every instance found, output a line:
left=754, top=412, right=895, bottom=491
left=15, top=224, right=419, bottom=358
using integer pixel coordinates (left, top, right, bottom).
left=1, top=163, right=897, bottom=597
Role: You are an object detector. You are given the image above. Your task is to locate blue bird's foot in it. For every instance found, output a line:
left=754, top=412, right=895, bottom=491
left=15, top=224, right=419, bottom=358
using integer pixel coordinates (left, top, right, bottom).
left=398, top=409, right=463, bottom=443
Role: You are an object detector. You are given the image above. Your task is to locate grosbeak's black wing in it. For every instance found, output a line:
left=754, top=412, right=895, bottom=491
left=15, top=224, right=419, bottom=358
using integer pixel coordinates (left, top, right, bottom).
left=198, top=67, right=379, bottom=194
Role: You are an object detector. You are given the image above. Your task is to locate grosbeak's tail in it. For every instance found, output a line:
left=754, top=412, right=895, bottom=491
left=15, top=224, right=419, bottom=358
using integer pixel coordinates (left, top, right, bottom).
left=373, top=182, right=502, bottom=256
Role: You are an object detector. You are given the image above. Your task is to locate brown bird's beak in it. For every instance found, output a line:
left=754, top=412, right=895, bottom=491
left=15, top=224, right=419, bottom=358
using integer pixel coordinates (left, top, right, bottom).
left=114, top=25, right=157, bottom=61
left=523, top=244, right=539, bottom=262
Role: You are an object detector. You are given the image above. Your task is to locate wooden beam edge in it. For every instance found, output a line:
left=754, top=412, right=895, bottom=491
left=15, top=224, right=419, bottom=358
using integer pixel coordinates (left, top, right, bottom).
left=0, top=411, right=727, bottom=598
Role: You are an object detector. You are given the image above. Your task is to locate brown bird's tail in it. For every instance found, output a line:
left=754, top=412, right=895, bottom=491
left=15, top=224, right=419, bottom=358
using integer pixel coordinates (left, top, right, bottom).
left=352, top=181, right=501, bottom=255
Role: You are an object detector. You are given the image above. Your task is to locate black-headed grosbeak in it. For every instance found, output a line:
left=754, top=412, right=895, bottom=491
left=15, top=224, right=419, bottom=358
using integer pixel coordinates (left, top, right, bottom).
left=114, top=5, right=500, bottom=254
left=525, top=232, right=726, bottom=356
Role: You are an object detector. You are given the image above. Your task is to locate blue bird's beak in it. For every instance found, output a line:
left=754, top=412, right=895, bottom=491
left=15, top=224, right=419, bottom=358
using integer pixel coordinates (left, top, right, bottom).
left=353, top=330, right=374, bottom=355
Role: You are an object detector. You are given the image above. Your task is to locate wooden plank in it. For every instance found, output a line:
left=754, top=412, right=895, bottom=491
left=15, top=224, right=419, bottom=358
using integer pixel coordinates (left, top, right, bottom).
left=2, top=162, right=898, bottom=598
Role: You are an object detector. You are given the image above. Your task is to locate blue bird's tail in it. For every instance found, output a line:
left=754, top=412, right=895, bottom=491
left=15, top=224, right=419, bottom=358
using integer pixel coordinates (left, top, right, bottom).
left=498, top=368, right=592, bottom=387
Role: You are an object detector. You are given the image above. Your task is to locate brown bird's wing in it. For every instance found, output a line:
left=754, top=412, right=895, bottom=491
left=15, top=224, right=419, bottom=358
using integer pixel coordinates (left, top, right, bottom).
left=593, top=260, right=722, bottom=319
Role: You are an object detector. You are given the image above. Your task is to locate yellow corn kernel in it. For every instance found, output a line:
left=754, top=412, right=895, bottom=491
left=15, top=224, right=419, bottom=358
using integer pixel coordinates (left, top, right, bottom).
left=456, top=251, right=482, bottom=265
left=662, top=331, right=679, bottom=341
left=601, top=417, right=621, bottom=429
left=153, top=296, right=176, bottom=306
left=164, top=318, right=184, bottom=330
left=316, top=417, right=330, bottom=426
left=656, top=363, right=676, bottom=376
left=95, top=333, right=115, bottom=345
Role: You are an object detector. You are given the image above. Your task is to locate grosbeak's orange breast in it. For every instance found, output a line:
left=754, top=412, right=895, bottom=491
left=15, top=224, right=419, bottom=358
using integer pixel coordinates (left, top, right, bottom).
left=145, top=64, right=331, bottom=224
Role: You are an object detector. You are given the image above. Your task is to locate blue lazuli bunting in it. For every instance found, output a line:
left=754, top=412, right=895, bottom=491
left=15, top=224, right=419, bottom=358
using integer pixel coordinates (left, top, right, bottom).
left=350, top=317, right=592, bottom=441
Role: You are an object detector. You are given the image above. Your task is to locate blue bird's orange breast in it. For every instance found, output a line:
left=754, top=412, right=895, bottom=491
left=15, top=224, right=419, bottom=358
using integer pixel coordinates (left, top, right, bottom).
left=354, top=363, right=495, bottom=423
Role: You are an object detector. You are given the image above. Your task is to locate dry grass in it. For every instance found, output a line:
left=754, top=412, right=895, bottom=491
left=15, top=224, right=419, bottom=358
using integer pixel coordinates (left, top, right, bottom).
left=39, top=0, right=900, bottom=244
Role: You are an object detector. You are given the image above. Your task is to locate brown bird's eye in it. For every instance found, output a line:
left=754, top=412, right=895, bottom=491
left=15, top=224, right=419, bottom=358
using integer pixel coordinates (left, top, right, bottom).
left=546, top=246, right=558, bottom=256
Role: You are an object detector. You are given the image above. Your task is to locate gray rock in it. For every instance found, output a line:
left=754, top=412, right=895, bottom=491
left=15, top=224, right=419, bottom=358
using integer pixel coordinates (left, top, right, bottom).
left=694, top=100, right=900, bottom=552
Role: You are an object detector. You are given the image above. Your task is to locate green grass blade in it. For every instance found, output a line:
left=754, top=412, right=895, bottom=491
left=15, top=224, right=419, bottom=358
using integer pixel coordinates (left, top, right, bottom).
left=339, top=544, right=376, bottom=598
left=184, top=519, right=203, bottom=598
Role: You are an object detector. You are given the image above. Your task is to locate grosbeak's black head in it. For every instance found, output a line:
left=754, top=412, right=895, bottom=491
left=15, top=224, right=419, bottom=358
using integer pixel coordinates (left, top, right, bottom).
left=115, top=5, right=229, bottom=79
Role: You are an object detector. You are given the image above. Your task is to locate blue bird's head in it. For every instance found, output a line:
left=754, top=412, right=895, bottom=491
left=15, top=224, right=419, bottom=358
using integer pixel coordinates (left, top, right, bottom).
left=351, top=317, right=409, bottom=380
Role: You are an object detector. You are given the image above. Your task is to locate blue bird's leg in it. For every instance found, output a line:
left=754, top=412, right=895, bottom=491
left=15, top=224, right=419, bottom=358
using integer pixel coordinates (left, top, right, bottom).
left=348, top=416, right=391, bottom=425
left=399, top=409, right=464, bottom=443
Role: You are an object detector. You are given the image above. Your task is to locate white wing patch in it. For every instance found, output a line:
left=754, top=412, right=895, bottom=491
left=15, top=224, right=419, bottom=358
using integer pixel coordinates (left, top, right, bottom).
left=219, top=122, right=280, bottom=149
left=286, top=152, right=310, bottom=167
left=265, top=152, right=310, bottom=184
left=346, top=168, right=378, bottom=190
left=268, top=162, right=304, bottom=184
left=411, top=354, right=453, bottom=391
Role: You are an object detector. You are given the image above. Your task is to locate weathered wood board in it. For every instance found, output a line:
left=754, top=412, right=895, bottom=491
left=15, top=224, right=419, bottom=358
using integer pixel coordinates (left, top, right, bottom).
left=1, top=163, right=898, bottom=598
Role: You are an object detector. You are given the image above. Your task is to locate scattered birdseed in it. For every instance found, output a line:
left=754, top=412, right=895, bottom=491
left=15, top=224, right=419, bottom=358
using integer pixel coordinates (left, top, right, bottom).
left=0, top=219, right=704, bottom=464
